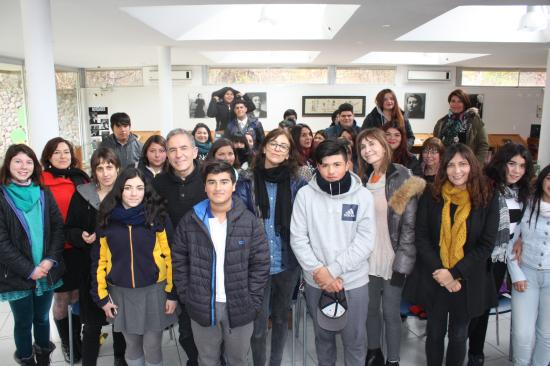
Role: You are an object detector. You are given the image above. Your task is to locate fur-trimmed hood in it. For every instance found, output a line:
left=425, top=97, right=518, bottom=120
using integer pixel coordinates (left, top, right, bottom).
left=389, top=175, right=426, bottom=215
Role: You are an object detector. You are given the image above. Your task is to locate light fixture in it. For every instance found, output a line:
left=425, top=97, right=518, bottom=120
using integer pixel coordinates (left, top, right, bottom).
left=518, top=6, right=548, bottom=31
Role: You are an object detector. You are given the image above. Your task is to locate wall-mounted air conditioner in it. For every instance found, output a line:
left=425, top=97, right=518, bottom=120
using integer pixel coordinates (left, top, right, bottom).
left=143, top=66, right=192, bottom=85
left=408, top=70, right=451, bottom=82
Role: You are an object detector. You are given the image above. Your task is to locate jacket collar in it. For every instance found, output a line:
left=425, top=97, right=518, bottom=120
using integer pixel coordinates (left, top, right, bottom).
left=167, top=160, right=200, bottom=184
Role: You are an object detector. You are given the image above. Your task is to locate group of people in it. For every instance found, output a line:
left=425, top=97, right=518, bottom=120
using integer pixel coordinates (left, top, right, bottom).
left=0, top=86, right=547, bottom=366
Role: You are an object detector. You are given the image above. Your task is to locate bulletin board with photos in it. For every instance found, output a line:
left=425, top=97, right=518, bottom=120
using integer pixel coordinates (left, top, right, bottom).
left=88, top=107, right=110, bottom=149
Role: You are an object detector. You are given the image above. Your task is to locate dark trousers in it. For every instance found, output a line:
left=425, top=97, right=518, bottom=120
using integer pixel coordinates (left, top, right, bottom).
left=426, top=288, right=470, bottom=366
left=81, top=324, right=126, bottom=366
left=468, top=261, right=507, bottom=356
left=251, top=267, right=300, bottom=366
left=178, top=301, right=199, bottom=366
left=9, top=290, right=54, bottom=359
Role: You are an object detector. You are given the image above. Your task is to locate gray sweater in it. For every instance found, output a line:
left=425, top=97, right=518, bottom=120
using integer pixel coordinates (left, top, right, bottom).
left=99, top=133, right=142, bottom=168
left=290, top=172, right=375, bottom=290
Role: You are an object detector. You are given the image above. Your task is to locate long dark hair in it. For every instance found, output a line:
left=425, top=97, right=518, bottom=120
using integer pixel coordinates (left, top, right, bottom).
left=382, top=122, right=412, bottom=167
left=192, top=123, right=213, bottom=143
left=484, top=143, right=534, bottom=206
left=253, top=129, right=299, bottom=176
left=0, top=144, right=43, bottom=187
left=206, top=138, right=240, bottom=169
left=291, top=123, right=313, bottom=165
left=98, top=167, right=166, bottom=228
left=140, top=135, right=169, bottom=171
left=432, top=144, right=491, bottom=208
left=528, top=164, right=550, bottom=227
left=40, top=137, right=80, bottom=169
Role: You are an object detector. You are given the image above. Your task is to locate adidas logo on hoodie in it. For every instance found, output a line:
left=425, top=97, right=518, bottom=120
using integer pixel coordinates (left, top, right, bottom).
left=341, top=204, right=358, bottom=222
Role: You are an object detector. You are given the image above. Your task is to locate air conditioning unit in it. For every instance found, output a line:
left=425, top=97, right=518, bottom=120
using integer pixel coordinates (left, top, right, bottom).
left=408, top=70, right=451, bottom=82
left=143, top=66, right=192, bottom=85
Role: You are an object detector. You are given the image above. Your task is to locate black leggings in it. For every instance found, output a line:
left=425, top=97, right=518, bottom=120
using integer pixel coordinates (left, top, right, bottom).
left=81, top=324, right=126, bottom=366
left=467, top=262, right=507, bottom=355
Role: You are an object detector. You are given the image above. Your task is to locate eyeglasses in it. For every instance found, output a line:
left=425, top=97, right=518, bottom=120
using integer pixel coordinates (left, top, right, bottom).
left=422, top=149, right=439, bottom=156
left=267, top=141, right=290, bottom=152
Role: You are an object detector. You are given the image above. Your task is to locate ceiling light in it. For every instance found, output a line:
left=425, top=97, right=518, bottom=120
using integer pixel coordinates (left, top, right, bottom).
left=201, top=51, right=320, bottom=64
left=519, top=6, right=548, bottom=31
left=353, top=52, right=488, bottom=65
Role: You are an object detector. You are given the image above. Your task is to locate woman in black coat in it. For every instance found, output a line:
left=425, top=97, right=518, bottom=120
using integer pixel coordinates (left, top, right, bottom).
left=65, top=147, right=126, bottom=366
left=207, top=87, right=255, bottom=132
left=412, top=143, right=498, bottom=366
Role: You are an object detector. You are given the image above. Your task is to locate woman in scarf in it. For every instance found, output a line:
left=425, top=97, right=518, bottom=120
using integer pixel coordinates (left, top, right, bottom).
left=413, top=143, right=498, bottom=366
left=235, top=129, right=307, bottom=366
left=507, top=164, right=550, bottom=366
left=291, top=123, right=315, bottom=176
left=0, top=144, right=64, bottom=365
left=433, top=89, right=489, bottom=164
left=192, top=123, right=213, bottom=161
left=91, top=167, right=177, bottom=366
left=466, top=143, right=534, bottom=366
left=40, top=137, right=90, bottom=363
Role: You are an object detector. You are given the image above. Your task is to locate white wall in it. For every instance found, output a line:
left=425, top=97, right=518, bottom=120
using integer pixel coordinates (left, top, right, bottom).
left=82, top=65, right=543, bottom=139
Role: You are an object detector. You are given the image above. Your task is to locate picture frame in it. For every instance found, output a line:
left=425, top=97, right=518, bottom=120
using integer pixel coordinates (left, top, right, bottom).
left=302, top=96, right=366, bottom=117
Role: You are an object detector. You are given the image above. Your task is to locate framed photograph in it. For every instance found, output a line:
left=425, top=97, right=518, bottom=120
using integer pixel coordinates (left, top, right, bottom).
left=404, top=93, right=426, bottom=119
left=247, top=92, right=267, bottom=118
left=189, top=93, right=207, bottom=118
left=302, top=96, right=366, bottom=117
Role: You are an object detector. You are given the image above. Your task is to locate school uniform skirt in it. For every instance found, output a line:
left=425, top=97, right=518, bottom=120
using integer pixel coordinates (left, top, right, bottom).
left=109, top=281, right=177, bottom=335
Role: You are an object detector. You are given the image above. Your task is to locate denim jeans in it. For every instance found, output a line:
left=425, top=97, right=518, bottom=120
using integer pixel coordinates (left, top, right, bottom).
left=251, top=267, right=300, bottom=366
left=8, top=291, right=54, bottom=359
left=511, top=264, right=550, bottom=366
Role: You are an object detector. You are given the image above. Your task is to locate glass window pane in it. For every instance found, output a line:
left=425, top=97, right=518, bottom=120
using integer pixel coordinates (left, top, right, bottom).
left=519, top=71, right=546, bottom=87
left=56, top=71, right=81, bottom=147
left=0, top=65, right=28, bottom=158
left=208, top=68, right=327, bottom=84
left=461, top=70, right=519, bottom=87
left=335, top=68, right=395, bottom=84
left=85, top=69, right=143, bottom=87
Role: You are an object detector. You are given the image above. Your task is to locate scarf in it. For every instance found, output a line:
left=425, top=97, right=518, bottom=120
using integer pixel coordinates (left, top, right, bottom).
left=440, top=181, right=471, bottom=269
left=491, top=186, right=518, bottom=262
left=316, top=171, right=352, bottom=196
left=439, top=111, right=470, bottom=147
left=253, top=165, right=292, bottom=243
left=195, top=141, right=212, bottom=158
left=111, top=203, right=146, bottom=226
left=44, top=166, right=89, bottom=186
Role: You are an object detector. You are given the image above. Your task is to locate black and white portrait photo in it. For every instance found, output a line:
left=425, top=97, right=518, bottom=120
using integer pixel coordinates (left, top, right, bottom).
left=189, top=93, right=207, bottom=118
left=248, top=92, right=267, bottom=118
left=404, top=93, right=426, bottom=119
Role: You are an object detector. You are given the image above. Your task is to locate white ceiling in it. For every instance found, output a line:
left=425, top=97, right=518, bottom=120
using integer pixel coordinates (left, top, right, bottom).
left=0, top=0, right=549, bottom=69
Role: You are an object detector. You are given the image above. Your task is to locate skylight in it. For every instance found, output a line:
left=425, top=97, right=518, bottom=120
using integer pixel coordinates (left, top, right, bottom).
left=121, top=4, right=360, bottom=40
left=202, top=51, right=320, bottom=64
left=398, top=5, right=550, bottom=43
left=352, top=52, right=488, bottom=65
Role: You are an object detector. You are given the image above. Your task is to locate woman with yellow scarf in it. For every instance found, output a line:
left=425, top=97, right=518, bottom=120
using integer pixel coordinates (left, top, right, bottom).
left=412, top=144, right=499, bottom=366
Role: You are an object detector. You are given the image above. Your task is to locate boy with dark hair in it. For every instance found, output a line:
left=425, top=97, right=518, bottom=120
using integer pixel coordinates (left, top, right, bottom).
left=172, top=161, right=270, bottom=366
left=325, top=103, right=360, bottom=138
left=224, top=100, right=265, bottom=146
left=100, top=112, right=143, bottom=168
left=291, top=140, right=375, bottom=366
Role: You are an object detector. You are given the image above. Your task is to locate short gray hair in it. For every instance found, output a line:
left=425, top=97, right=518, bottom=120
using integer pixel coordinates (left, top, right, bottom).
left=166, top=128, right=195, bottom=147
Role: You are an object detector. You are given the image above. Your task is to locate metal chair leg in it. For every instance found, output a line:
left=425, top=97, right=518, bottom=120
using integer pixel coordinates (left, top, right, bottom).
left=68, top=304, right=74, bottom=366
left=303, top=292, right=307, bottom=366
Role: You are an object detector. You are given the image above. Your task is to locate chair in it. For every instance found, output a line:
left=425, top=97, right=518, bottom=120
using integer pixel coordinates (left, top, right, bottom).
left=291, top=279, right=308, bottom=366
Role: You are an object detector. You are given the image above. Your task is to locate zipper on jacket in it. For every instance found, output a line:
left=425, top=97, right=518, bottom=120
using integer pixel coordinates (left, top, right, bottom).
left=129, top=225, right=136, bottom=288
left=211, top=247, right=216, bottom=326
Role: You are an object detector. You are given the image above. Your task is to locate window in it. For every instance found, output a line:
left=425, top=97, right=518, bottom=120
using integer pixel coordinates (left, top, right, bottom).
left=207, top=67, right=327, bottom=84
left=459, top=69, right=546, bottom=87
left=85, top=69, right=143, bottom=88
left=335, top=67, right=395, bottom=84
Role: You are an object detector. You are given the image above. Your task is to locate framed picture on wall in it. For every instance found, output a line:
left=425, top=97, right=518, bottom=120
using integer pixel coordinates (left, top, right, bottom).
left=302, top=96, right=366, bottom=117
left=188, top=93, right=207, bottom=118
left=247, top=92, right=267, bottom=118
left=404, top=93, right=426, bottom=119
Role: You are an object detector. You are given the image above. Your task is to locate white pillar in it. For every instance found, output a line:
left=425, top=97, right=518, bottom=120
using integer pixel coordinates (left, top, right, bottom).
left=20, top=0, right=59, bottom=156
left=538, top=48, right=550, bottom=169
left=158, top=46, right=174, bottom=136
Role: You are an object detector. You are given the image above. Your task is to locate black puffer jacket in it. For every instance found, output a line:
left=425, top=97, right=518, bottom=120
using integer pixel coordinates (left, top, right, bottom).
left=172, top=198, right=270, bottom=328
left=361, top=107, right=415, bottom=148
left=0, top=187, right=65, bottom=293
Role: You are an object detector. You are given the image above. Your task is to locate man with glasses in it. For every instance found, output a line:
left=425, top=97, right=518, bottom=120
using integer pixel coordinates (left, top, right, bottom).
left=152, top=128, right=206, bottom=366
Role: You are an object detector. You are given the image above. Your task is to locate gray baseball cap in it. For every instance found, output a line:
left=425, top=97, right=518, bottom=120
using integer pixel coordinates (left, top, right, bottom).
left=317, top=290, right=348, bottom=331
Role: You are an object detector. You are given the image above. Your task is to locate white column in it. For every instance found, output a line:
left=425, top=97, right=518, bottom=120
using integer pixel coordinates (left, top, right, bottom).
left=158, top=46, right=174, bottom=136
left=20, top=0, right=59, bottom=155
left=538, top=48, right=550, bottom=169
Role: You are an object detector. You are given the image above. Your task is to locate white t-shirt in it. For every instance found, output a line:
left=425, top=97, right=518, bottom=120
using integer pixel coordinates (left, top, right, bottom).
left=209, top=217, right=228, bottom=303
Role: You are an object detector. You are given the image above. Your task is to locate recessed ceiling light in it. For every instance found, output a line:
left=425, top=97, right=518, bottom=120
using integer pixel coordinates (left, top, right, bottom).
left=397, top=5, right=550, bottom=42
left=352, top=52, right=489, bottom=65
left=121, top=4, right=360, bottom=40
left=201, top=51, right=320, bottom=64
left=382, top=24, right=391, bottom=28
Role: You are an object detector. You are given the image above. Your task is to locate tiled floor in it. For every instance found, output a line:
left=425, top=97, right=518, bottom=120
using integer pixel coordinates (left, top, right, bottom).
left=0, top=300, right=513, bottom=365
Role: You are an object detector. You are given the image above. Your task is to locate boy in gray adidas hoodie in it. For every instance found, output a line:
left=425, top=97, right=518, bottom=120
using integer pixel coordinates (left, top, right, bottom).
left=290, top=140, right=375, bottom=366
